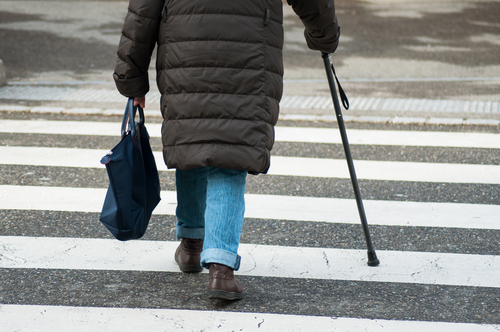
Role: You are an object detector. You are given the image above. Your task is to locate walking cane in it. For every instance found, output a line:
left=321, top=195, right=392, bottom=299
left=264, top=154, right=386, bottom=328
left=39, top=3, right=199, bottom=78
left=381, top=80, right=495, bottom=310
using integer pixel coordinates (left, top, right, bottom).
left=321, top=52, right=380, bottom=266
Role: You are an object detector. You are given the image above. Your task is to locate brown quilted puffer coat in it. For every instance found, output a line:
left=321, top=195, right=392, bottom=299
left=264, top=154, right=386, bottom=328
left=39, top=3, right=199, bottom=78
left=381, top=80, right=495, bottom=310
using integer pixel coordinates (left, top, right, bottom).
left=114, top=0, right=339, bottom=174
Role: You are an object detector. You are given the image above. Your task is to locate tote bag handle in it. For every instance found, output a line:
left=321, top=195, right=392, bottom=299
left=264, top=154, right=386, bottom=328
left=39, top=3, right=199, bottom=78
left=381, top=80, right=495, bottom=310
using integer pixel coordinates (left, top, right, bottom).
left=120, top=98, right=145, bottom=138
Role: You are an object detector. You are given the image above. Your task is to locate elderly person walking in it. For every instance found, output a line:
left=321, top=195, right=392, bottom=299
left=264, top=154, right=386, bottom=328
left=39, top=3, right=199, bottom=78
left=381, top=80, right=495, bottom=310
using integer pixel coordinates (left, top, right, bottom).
left=114, top=0, right=340, bottom=300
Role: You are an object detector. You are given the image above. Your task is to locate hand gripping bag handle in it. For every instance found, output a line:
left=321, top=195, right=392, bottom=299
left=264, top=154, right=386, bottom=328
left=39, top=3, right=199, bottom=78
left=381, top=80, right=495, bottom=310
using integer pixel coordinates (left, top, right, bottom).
left=121, top=98, right=145, bottom=139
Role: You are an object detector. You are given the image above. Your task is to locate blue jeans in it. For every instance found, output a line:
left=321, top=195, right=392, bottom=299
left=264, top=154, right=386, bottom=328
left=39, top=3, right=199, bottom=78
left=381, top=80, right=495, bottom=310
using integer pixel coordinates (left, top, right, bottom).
left=175, top=167, right=247, bottom=270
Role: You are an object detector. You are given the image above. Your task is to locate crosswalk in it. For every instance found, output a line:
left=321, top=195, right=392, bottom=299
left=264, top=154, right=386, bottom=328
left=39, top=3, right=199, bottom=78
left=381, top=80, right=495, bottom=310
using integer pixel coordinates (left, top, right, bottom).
left=0, top=103, right=499, bottom=331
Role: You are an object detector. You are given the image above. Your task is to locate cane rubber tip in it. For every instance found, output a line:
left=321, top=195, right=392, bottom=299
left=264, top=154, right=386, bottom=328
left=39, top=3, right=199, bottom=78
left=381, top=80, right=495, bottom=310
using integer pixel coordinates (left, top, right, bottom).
left=367, top=251, right=380, bottom=266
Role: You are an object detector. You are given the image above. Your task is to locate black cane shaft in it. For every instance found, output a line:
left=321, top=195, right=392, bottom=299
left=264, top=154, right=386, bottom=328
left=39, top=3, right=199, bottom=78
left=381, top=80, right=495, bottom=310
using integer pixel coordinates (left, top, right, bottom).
left=321, top=53, right=379, bottom=266
left=337, top=107, right=375, bottom=252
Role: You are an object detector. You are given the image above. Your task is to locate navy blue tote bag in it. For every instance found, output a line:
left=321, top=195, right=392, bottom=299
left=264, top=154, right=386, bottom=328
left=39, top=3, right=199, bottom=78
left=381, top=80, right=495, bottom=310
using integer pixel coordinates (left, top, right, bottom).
left=99, top=98, right=161, bottom=241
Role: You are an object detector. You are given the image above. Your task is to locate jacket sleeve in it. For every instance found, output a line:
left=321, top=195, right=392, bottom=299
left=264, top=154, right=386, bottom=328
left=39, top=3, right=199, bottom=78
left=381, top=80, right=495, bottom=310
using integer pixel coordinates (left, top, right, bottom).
left=113, top=0, right=163, bottom=98
left=286, top=0, right=340, bottom=54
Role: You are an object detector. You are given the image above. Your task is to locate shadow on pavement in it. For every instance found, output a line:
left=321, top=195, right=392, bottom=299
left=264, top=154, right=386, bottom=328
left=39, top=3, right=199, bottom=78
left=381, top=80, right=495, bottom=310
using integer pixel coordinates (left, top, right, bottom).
left=0, top=11, right=118, bottom=79
left=284, top=0, right=500, bottom=68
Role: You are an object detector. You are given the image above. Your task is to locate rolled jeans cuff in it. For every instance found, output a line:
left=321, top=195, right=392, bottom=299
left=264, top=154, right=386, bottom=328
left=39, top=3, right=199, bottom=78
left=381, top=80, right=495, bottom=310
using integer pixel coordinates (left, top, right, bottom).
left=176, top=226, right=205, bottom=241
left=200, top=248, right=241, bottom=271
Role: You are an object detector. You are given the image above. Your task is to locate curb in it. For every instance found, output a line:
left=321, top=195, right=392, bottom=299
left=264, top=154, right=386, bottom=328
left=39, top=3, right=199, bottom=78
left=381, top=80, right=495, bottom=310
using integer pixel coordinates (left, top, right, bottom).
left=1, top=84, right=499, bottom=115
left=280, top=114, right=500, bottom=126
left=1, top=104, right=499, bottom=126
left=0, top=59, right=6, bottom=87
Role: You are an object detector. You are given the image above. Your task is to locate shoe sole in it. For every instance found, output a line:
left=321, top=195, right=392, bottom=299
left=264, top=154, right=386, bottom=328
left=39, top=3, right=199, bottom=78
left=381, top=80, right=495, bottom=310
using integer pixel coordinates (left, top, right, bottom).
left=207, top=290, right=244, bottom=301
left=175, top=255, right=203, bottom=273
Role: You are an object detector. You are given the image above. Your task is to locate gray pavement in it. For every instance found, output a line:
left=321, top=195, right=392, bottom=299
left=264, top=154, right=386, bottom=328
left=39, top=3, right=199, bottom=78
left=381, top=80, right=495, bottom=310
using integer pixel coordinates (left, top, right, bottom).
left=0, top=0, right=499, bottom=120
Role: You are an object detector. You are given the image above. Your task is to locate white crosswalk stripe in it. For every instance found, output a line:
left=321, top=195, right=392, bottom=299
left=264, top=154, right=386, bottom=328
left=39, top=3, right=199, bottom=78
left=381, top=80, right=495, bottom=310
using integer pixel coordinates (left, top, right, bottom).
left=2, top=146, right=500, bottom=184
left=1, top=236, right=499, bottom=287
left=2, top=119, right=500, bottom=149
left=1, top=108, right=499, bottom=330
left=3, top=304, right=498, bottom=332
left=1, top=185, right=498, bottom=229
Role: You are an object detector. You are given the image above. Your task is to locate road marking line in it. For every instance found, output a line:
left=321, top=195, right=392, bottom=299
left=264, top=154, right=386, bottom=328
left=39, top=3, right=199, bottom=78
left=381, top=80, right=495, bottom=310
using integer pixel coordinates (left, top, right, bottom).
left=2, top=304, right=499, bottom=332
left=0, top=185, right=498, bottom=230
left=2, top=119, right=500, bottom=149
left=0, top=236, right=499, bottom=287
left=2, top=146, right=499, bottom=184
left=2, top=85, right=499, bottom=113
left=271, top=156, right=500, bottom=184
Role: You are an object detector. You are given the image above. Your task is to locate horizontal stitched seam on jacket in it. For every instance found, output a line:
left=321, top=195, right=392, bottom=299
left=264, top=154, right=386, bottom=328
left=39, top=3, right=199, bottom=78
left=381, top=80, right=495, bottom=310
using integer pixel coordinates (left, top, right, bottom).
left=164, top=66, right=283, bottom=76
left=164, top=92, right=281, bottom=102
left=167, top=13, right=282, bottom=25
left=121, top=33, right=151, bottom=48
left=159, top=39, right=282, bottom=51
left=165, top=141, right=268, bottom=149
left=128, top=8, right=161, bottom=22
left=167, top=117, right=271, bottom=122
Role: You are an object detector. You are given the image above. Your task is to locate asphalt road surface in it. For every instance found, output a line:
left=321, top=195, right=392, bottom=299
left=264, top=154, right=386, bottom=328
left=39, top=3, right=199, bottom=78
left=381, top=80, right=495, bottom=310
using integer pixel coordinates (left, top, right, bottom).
left=0, top=0, right=499, bottom=113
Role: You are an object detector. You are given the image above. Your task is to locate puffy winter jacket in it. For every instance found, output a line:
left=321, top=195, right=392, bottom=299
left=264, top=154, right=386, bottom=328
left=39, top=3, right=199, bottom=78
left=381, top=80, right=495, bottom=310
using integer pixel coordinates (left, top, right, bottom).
left=114, top=0, right=339, bottom=174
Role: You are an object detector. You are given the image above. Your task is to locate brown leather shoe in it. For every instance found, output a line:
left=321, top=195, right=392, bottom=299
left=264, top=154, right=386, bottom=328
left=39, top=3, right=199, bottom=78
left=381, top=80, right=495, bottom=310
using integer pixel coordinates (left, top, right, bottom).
left=174, top=238, right=203, bottom=273
left=207, top=263, right=244, bottom=300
